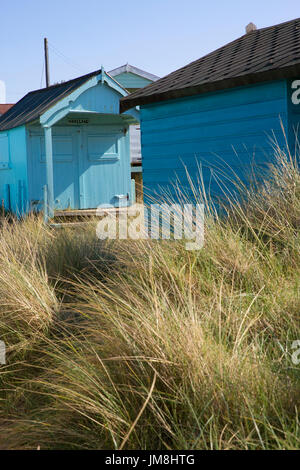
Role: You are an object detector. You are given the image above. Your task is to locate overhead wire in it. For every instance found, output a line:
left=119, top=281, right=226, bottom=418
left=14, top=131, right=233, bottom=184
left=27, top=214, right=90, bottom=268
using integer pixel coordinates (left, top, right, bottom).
left=47, top=41, right=85, bottom=74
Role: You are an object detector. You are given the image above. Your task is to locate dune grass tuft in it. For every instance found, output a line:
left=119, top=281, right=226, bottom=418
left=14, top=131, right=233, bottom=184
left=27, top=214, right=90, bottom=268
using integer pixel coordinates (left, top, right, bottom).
left=0, top=148, right=299, bottom=450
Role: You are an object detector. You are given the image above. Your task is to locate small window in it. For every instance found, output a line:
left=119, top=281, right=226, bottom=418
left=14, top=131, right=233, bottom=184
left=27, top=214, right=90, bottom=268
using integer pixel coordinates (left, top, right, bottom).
left=87, top=134, right=120, bottom=161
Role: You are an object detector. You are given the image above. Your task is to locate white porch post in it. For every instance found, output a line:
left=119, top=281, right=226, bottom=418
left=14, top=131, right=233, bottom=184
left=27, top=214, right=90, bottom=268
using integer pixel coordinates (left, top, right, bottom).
left=43, top=125, right=54, bottom=218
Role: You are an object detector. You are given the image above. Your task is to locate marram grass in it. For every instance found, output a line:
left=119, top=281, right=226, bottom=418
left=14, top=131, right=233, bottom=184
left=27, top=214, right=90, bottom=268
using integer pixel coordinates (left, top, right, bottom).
left=0, top=149, right=299, bottom=450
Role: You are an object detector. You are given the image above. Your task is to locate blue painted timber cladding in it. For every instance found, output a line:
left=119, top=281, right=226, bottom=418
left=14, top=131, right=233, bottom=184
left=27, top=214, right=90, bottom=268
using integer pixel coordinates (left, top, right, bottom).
left=0, top=125, right=28, bottom=214
left=0, top=75, right=136, bottom=215
left=27, top=122, right=131, bottom=210
left=140, top=80, right=289, bottom=203
left=287, top=79, right=300, bottom=154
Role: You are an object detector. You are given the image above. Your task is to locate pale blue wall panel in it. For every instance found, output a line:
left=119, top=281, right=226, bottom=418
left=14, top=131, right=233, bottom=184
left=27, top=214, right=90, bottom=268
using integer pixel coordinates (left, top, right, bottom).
left=1, top=77, right=135, bottom=215
left=0, top=125, right=28, bottom=213
left=113, top=72, right=152, bottom=89
left=27, top=123, right=131, bottom=211
left=72, top=82, right=121, bottom=114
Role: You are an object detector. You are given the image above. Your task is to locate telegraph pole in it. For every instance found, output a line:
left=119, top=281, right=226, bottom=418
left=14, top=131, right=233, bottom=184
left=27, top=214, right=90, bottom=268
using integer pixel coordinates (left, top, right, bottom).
left=44, top=38, right=50, bottom=87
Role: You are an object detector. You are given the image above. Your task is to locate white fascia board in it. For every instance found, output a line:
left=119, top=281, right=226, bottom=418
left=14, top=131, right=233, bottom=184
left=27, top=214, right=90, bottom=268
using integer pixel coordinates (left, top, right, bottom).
left=40, top=70, right=139, bottom=127
left=40, top=75, right=99, bottom=127
left=109, top=64, right=160, bottom=82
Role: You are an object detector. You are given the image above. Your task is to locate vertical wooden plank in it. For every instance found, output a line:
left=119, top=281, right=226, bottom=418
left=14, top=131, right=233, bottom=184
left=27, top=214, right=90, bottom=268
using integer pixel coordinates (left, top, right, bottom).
left=5, top=184, right=11, bottom=211
left=44, top=126, right=54, bottom=217
left=43, top=184, right=48, bottom=223
left=131, top=178, right=136, bottom=203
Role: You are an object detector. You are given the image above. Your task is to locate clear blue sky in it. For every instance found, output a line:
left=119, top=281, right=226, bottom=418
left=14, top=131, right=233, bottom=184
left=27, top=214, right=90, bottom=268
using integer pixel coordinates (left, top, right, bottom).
left=1, top=0, right=299, bottom=102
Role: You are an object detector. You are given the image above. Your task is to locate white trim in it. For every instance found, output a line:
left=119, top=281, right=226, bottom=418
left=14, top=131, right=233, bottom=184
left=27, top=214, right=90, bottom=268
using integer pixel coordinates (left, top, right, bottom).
left=40, top=71, right=135, bottom=127
left=108, top=64, right=160, bottom=82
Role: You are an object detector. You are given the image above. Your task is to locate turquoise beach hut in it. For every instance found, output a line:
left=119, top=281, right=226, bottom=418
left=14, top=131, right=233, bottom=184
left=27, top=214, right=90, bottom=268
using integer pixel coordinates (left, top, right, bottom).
left=121, top=18, right=300, bottom=203
left=0, top=68, right=139, bottom=216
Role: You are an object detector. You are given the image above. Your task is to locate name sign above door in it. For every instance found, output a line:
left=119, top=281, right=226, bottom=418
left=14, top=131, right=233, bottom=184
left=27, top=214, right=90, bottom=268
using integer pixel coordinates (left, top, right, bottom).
left=67, top=118, right=90, bottom=125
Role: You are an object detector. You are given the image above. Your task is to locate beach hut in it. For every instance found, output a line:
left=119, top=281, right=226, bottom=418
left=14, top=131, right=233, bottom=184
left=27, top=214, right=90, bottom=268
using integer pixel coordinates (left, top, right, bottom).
left=121, top=18, right=300, bottom=203
left=109, top=64, right=160, bottom=202
left=0, top=68, right=139, bottom=216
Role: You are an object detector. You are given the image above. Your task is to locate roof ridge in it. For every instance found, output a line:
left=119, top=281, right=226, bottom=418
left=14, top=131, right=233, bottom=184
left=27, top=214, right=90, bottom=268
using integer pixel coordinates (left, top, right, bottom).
left=126, top=17, right=300, bottom=99
left=26, top=68, right=102, bottom=96
left=124, top=28, right=256, bottom=100
left=258, top=16, right=300, bottom=32
left=121, top=17, right=300, bottom=112
left=109, top=64, right=160, bottom=82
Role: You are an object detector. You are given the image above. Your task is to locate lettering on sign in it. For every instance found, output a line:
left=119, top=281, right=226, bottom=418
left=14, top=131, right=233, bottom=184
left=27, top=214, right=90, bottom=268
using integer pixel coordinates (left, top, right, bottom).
left=67, top=119, right=89, bottom=125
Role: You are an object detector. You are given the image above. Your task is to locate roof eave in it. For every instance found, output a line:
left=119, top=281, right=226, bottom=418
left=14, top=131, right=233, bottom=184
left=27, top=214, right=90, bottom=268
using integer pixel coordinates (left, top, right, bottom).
left=109, top=64, right=160, bottom=82
left=120, top=63, right=300, bottom=113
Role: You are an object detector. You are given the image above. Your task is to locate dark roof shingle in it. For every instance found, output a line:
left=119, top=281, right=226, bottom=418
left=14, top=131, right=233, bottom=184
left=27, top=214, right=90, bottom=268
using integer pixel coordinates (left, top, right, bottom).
left=120, top=18, right=300, bottom=112
left=0, top=69, right=102, bottom=131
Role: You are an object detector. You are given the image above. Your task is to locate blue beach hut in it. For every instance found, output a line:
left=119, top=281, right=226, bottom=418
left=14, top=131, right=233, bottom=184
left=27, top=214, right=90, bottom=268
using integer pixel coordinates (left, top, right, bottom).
left=0, top=68, right=139, bottom=216
left=121, top=18, right=300, bottom=203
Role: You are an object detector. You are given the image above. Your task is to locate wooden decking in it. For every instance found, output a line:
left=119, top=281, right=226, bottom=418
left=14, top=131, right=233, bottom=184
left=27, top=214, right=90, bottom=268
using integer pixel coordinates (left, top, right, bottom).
left=51, top=207, right=129, bottom=228
left=54, top=207, right=129, bottom=218
left=51, top=205, right=143, bottom=229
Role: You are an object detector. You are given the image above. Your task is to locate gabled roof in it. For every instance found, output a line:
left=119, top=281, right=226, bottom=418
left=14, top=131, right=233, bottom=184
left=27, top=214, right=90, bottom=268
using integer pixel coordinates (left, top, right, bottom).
left=109, top=63, right=160, bottom=82
left=121, top=17, right=300, bottom=112
left=0, top=68, right=126, bottom=132
left=0, top=104, right=14, bottom=116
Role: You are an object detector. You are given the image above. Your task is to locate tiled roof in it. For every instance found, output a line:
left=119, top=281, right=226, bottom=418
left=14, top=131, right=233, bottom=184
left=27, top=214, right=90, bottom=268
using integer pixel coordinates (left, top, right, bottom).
left=0, top=104, right=14, bottom=115
left=121, top=17, right=300, bottom=112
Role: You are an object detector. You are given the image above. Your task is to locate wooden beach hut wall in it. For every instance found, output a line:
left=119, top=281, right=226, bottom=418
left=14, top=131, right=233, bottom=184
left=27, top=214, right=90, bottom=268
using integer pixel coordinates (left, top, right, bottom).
left=109, top=64, right=160, bottom=163
left=0, top=68, right=139, bottom=216
left=120, top=18, right=300, bottom=204
left=109, top=64, right=160, bottom=202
